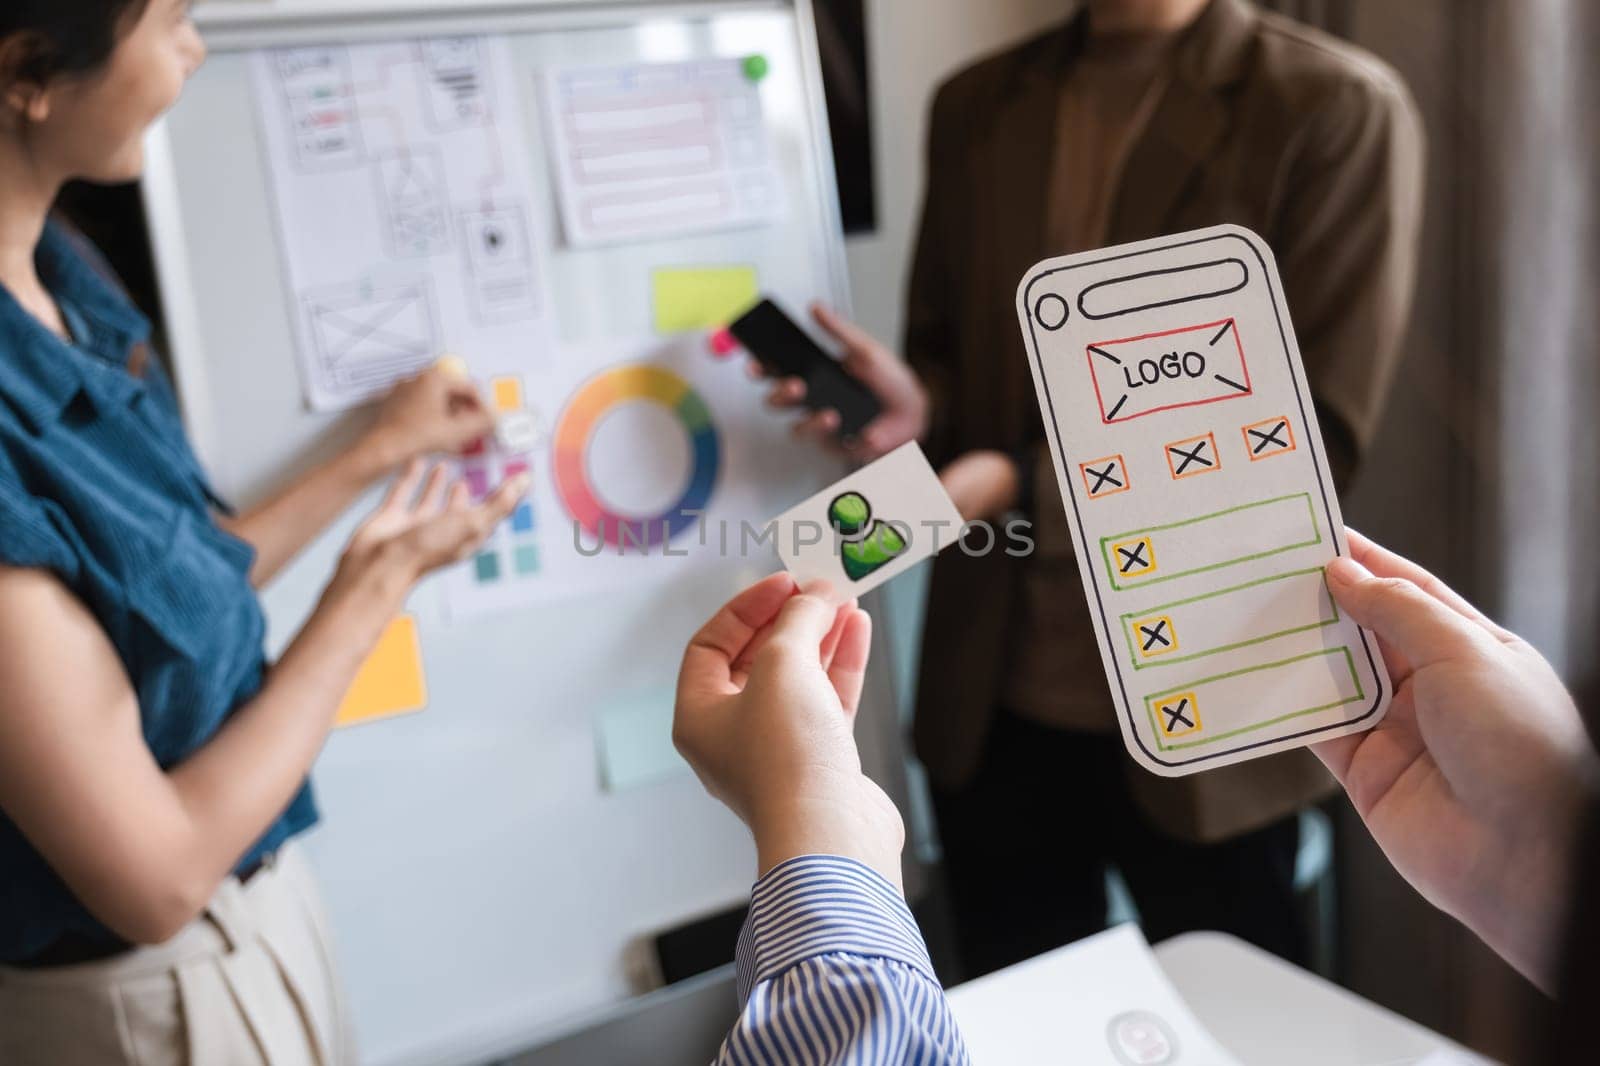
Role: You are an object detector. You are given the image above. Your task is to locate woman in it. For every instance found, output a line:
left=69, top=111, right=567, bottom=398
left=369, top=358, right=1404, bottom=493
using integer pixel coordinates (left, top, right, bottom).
left=0, top=2, right=525, bottom=1062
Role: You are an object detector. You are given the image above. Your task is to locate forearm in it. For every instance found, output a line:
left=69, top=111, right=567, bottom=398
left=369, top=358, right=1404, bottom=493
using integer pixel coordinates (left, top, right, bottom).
left=222, top=432, right=400, bottom=586
left=165, top=556, right=408, bottom=888
left=752, top=775, right=906, bottom=891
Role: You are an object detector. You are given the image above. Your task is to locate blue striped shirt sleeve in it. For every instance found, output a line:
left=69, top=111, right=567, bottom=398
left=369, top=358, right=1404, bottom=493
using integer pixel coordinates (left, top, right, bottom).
left=715, top=855, right=971, bottom=1065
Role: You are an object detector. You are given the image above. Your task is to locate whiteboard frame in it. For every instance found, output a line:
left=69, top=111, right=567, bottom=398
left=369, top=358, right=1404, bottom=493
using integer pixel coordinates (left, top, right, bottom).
left=140, top=3, right=912, bottom=1062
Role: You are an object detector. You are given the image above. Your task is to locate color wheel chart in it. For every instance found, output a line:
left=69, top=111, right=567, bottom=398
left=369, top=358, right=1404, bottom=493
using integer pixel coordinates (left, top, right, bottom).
left=554, top=364, right=721, bottom=548
left=463, top=374, right=541, bottom=583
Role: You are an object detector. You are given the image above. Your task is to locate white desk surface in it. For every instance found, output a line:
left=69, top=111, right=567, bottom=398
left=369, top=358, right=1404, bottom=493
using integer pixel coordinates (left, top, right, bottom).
left=1155, top=932, right=1485, bottom=1065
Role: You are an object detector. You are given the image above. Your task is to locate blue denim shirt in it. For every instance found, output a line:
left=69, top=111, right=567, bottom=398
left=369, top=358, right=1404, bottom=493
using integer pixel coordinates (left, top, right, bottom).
left=0, top=221, right=317, bottom=962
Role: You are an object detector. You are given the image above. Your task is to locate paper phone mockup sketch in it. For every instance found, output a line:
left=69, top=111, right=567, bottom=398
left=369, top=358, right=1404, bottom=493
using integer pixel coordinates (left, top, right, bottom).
left=1016, top=225, right=1390, bottom=777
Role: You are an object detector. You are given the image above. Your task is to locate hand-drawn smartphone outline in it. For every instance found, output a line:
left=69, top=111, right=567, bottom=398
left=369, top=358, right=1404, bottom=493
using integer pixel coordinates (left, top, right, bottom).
left=1016, top=225, right=1389, bottom=776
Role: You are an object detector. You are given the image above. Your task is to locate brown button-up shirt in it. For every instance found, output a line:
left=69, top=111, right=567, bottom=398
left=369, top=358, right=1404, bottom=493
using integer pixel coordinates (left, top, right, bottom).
left=1006, top=29, right=1179, bottom=731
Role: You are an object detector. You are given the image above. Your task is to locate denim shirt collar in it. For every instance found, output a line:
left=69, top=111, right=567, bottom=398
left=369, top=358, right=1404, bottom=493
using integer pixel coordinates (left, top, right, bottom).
left=0, top=219, right=152, bottom=435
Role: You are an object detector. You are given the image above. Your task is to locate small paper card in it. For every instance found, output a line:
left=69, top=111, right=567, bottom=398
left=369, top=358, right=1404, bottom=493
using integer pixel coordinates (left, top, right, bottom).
left=1015, top=224, right=1391, bottom=777
left=772, top=442, right=963, bottom=601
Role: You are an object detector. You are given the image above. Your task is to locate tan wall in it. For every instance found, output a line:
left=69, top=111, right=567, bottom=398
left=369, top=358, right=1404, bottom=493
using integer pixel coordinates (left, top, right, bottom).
left=844, top=0, right=1070, bottom=341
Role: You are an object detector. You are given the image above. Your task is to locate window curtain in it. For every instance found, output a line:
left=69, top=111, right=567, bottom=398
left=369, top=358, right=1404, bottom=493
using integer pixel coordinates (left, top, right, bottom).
left=1252, top=0, right=1600, bottom=1060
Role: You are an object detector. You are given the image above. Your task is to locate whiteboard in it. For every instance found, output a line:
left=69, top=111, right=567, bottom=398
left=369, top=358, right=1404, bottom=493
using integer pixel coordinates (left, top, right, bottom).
left=142, top=3, right=915, bottom=1063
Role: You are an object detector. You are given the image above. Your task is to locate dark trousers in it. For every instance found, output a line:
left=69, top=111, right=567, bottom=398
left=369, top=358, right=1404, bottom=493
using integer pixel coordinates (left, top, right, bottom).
left=931, top=709, right=1309, bottom=981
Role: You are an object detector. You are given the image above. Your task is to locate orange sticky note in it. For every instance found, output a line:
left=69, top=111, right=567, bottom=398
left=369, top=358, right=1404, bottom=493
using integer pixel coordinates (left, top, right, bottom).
left=490, top=376, right=524, bottom=414
left=336, top=615, right=428, bottom=728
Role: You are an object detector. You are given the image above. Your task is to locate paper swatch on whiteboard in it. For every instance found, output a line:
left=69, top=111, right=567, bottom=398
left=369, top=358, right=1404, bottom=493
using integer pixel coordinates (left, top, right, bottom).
left=1015, top=225, right=1389, bottom=778
left=771, top=443, right=962, bottom=602
left=251, top=37, right=553, bottom=411
left=542, top=58, right=785, bottom=246
left=439, top=333, right=816, bottom=619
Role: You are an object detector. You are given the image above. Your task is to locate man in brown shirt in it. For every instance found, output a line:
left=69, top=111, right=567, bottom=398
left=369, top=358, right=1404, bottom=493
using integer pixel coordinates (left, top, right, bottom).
left=766, top=0, right=1423, bottom=978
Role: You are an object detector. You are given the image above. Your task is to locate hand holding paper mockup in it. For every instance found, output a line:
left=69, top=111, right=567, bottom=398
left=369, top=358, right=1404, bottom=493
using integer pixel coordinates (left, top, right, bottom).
left=1015, top=224, right=1390, bottom=777
left=772, top=442, right=963, bottom=602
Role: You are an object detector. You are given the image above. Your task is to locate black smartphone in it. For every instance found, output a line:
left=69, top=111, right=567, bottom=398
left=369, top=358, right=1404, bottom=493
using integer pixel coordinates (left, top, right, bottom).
left=728, top=298, right=883, bottom=438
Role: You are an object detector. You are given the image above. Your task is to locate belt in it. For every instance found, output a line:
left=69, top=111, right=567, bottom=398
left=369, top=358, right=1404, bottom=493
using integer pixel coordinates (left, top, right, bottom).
left=9, top=853, right=273, bottom=970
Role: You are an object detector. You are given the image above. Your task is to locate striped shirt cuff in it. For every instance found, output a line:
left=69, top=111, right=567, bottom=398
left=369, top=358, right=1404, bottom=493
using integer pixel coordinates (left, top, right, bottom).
left=735, top=855, right=936, bottom=1006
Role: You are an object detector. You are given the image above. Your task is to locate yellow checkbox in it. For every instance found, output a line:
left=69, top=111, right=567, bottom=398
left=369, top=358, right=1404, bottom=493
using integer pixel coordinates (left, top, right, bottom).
left=1156, top=692, right=1202, bottom=738
left=1132, top=615, right=1179, bottom=658
left=1112, top=536, right=1157, bottom=579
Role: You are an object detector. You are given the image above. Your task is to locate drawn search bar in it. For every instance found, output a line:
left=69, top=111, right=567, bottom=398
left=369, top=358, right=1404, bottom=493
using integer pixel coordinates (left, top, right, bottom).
left=1078, top=258, right=1249, bottom=320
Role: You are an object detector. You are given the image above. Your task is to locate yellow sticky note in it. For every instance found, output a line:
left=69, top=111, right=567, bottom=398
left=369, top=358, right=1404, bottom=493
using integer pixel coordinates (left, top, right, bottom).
left=652, top=266, right=760, bottom=334
left=490, top=376, right=524, bottom=414
left=336, top=615, right=428, bottom=728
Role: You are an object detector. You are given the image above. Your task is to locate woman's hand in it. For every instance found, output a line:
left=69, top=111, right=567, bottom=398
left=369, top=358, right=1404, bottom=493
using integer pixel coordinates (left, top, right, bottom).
left=332, top=459, right=526, bottom=602
left=221, top=368, right=499, bottom=587
left=363, top=366, right=497, bottom=470
left=674, top=575, right=906, bottom=889
left=1315, top=530, right=1600, bottom=991
left=754, top=303, right=929, bottom=462
left=939, top=449, right=1020, bottom=523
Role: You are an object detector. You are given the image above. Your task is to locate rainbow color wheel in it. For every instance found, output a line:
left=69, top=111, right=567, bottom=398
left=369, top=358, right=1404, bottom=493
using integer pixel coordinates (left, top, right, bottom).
left=553, top=364, right=720, bottom=549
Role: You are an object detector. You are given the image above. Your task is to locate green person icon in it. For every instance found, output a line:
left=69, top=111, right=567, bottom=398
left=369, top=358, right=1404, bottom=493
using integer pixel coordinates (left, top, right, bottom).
left=828, top=491, right=908, bottom=581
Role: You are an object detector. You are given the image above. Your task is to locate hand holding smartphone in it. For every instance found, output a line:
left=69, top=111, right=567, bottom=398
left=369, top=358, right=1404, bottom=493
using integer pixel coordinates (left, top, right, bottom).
left=728, top=298, right=883, bottom=439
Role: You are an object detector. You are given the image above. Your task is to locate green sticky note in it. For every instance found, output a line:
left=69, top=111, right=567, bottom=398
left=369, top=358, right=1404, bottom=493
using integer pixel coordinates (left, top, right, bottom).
left=652, top=266, right=760, bottom=334
left=743, top=54, right=769, bottom=82
left=594, top=690, right=689, bottom=792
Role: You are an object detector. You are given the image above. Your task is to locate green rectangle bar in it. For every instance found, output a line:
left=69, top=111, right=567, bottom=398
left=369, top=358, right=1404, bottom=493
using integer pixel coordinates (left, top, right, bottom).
left=1118, top=567, right=1340, bottom=669
left=1144, top=646, right=1364, bottom=752
left=1100, top=492, right=1321, bottom=590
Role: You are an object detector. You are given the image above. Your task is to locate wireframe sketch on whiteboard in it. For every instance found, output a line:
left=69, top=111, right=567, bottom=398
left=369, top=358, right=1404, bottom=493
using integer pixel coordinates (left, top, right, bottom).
left=460, top=206, right=541, bottom=324
left=375, top=149, right=452, bottom=258
left=542, top=58, right=785, bottom=247
left=421, top=37, right=494, bottom=130
left=275, top=48, right=364, bottom=170
left=302, top=281, right=440, bottom=391
left=252, top=37, right=553, bottom=411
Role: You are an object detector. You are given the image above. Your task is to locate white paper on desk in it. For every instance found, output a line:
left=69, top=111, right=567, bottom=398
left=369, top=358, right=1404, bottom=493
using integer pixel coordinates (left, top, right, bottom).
left=1411, top=1051, right=1501, bottom=1066
left=1014, top=225, right=1390, bottom=778
left=948, top=924, right=1243, bottom=1065
left=541, top=58, right=785, bottom=247
left=771, top=443, right=962, bottom=602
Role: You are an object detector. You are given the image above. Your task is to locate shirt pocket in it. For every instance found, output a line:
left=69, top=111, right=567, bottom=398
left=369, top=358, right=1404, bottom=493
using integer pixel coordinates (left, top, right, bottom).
left=123, top=509, right=265, bottom=755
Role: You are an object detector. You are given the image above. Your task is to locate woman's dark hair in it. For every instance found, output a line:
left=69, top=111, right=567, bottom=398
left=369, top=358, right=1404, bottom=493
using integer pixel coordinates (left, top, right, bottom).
left=0, top=1, right=152, bottom=87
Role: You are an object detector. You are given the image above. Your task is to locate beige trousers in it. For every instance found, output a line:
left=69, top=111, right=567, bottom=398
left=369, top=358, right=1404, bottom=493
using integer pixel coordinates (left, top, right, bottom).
left=0, top=844, right=355, bottom=1065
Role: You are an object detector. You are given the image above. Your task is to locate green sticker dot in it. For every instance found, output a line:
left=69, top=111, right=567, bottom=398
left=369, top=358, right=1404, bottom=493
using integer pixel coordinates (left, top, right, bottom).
left=743, top=54, right=770, bottom=82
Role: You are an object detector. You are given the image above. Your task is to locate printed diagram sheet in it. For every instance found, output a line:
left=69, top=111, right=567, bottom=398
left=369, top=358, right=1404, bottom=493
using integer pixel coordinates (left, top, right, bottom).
left=1015, top=225, right=1390, bottom=777
left=542, top=58, right=784, bottom=247
left=438, top=334, right=810, bottom=620
left=253, top=37, right=552, bottom=411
